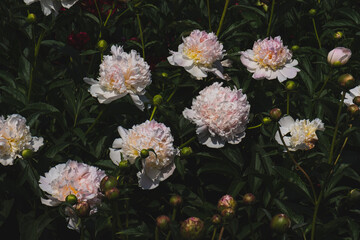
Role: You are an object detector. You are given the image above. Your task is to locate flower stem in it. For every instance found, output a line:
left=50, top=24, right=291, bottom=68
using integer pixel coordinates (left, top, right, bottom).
left=316, top=69, right=333, bottom=98
left=247, top=123, right=263, bottom=129
left=216, top=0, right=230, bottom=36
left=149, top=106, right=157, bottom=121
left=179, top=136, right=196, bottom=149
left=211, top=228, right=217, bottom=240
left=103, top=1, right=116, bottom=27
left=310, top=190, right=323, bottom=240
left=333, top=124, right=351, bottom=166
left=218, top=226, right=225, bottom=240
left=155, top=227, right=159, bottom=240
left=312, top=18, right=321, bottom=49
left=85, top=109, right=104, bottom=135
left=136, top=14, right=145, bottom=59
left=266, top=0, right=276, bottom=37
left=166, top=88, right=177, bottom=102
left=286, top=91, right=290, bottom=115
left=94, top=0, right=103, bottom=38
left=328, top=91, right=346, bottom=165
left=80, top=218, right=85, bottom=240
left=207, top=0, right=212, bottom=31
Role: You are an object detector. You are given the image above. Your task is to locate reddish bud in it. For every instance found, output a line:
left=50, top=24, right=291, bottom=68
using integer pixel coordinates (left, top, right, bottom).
left=169, top=195, right=182, bottom=207
left=105, top=187, right=120, bottom=200
left=243, top=193, right=256, bottom=205
left=269, top=108, right=282, bottom=121
left=156, top=215, right=170, bottom=230
left=75, top=201, right=90, bottom=217
left=180, top=217, right=204, bottom=240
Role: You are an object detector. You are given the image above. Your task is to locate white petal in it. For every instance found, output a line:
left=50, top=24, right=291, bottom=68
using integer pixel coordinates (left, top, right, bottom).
left=279, top=116, right=295, bottom=128
left=83, top=77, right=98, bottom=85
left=61, top=0, right=79, bottom=8
left=185, top=65, right=207, bottom=79
left=137, top=170, right=159, bottom=190
left=240, top=55, right=258, bottom=70
left=0, top=156, right=14, bottom=166
left=129, top=93, right=145, bottom=111
left=228, top=132, right=246, bottom=144
left=109, top=148, right=121, bottom=165
left=279, top=67, right=299, bottom=79
left=31, top=137, right=44, bottom=151
left=173, top=53, right=193, bottom=67
left=252, top=68, right=267, bottom=79
left=117, top=126, right=128, bottom=139
left=158, top=162, right=176, bottom=181
left=112, top=138, right=123, bottom=148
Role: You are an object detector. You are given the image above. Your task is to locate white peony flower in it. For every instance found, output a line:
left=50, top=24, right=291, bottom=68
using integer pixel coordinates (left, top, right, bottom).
left=183, top=82, right=250, bottom=148
left=39, top=160, right=106, bottom=230
left=84, top=45, right=152, bottom=111
left=23, top=0, right=79, bottom=16
left=110, top=120, right=177, bottom=190
left=240, top=36, right=300, bottom=82
left=344, top=85, right=360, bottom=106
left=167, top=29, right=227, bottom=80
left=275, top=116, right=325, bottom=151
left=0, top=114, right=43, bottom=166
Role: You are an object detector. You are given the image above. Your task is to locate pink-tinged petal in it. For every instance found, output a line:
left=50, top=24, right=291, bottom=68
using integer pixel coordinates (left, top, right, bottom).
left=183, top=108, right=197, bottom=120
left=252, top=68, right=267, bottom=79
left=173, top=53, right=193, bottom=67
left=240, top=55, right=258, bottom=70
left=276, top=71, right=287, bottom=82
left=185, top=65, right=207, bottom=79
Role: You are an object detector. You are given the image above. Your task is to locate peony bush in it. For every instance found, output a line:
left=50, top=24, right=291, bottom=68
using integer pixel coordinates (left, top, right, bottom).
left=0, top=0, right=360, bottom=239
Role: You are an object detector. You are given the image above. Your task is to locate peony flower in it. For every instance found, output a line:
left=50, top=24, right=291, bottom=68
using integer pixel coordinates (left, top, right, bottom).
left=275, top=116, right=325, bottom=151
left=344, top=85, right=360, bottom=106
left=240, top=36, right=300, bottom=82
left=167, top=29, right=227, bottom=80
left=39, top=160, right=106, bottom=230
left=23, top=0, right=79, bottom=16
left=0, top=114, right=43, bottom=166
left=109, top=120, right=177, bottom=190
left=84, top=45, right=151, bottom=111
left=327, top=47, right=351, bottom=66
left=183, top=82, right=250, bottom=148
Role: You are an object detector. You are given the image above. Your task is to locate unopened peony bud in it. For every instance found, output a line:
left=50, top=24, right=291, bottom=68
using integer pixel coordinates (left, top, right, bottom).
left=217, top=195, right=237, bottom=212
left=75, top=201, right=90, bottom=217
left=285, top=80, right=297, bottom=91
left=26, top=13, right=36, bottom=23
left=140, top=149, right=149, bottom=158
left=97, top=39, right=108, bottom=52
left=153, top=95, right=163, bottom=106
left=348, top=189, right=360, bottom=203
left=269, top=108, right=282, bottom=121
left=161, top=72, right=168, bottom=78
left=180, top=217, right=204, bottom=240
left=353, top=96, right=360, bottom=106
left=308, top=9, right=317, bottom=15
left=338, top=74, right=355, bottom=89
left=270, top=214, right=291, bottom=234
left=105, top=187, right=120, bottom=200
left=211, top=214, right=221, bottom=225
left=327, top=47, right=352, bottom=66
left=100, top=176, right=118, bottom=193
left=180, top=147, right=192, bottom=157
left=21, top=149, right=33, bottom=159
left=119, top=160, right=130, bottom=168
left=243, top=193, right=256, bottom=205
left=291, top=45, right=300, bottom=52
left=347, top=104, right=359, bottom=116
left=334, top=31, right=343, bottom=39
left=169, top=195, right=182, bottom=207
left=262, top=117, right=272, bottom=125
left=65, top=194, right=78, bottom=205
left=221, top=208, right=235, bottom=220
left=156, top=215, right=170, bottom=230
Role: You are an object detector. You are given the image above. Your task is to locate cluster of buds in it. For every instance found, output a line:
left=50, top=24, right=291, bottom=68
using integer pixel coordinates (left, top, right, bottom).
left=217, top=195, right=237, bottom=220
left=180, top=217, right=204, bottom=240
left=65, top=194, right=90, bottom=218
left=100, top=176, right=120, bottom=200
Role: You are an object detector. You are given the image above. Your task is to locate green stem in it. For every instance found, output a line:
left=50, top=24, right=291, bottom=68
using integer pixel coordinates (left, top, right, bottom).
left=94, top=0, right=103, bottom=38
left=166, top=88, right=177, bottom=102
left=333, top=124, right=351, bottom=166
left=155, top=227, right=159, bottom=240
left=211, top=228, right=217, bottom=240
left=149, top=106, right=157, bottom=121
left=179, top=136, right=196, bottom=149
left=207, top=0, right=212, bottom=31
left=328, top=91, right=346, bottom=165
left=216, top=0, right=230, bottom=36
left=312, top=18, right=321, bottom=49
left=80, top=218, right=85, bottom=240
left=136, top=14, right=145, bottom=59
left=247, top=123, right=263, bottom=129
left=218, top=226, right=225, bottom=240
left=266, top=0, right=276, bottom=37
left=103, top=1, right=116, bottom=27
left=85, top=109, right=104, bottom=135
left=316, top=69, right=333, bottom=98
left=286, top=91, right=290, bottom=115
left=112, top=201, right=122, bottom=239
left=310, top=191, right=323, bottom=240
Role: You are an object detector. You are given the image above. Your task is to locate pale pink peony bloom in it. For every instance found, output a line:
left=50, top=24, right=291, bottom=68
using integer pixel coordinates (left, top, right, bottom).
left=344, top=85, right=360, bottom=106
left=275, top=116, right=325, bottom=151
left=167, top=30, right=227, bottom=80
left=39, top=160, right=106, bottom=230
left=84, top=45, right=151, bottom=111
left=240, top=36, right=300, bottom=82
left=0, top=114, right=43, bottom=166
left=327, top=47, right=352, bottom=66
left=183, top=82, right=250, bottom=148
left=23, top=0, right=79, bottom=16
left=110, top=120, right=177, bottom=190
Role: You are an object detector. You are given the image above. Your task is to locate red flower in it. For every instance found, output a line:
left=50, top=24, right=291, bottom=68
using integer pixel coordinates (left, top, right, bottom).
left=67, top=32, right=90, bottom=50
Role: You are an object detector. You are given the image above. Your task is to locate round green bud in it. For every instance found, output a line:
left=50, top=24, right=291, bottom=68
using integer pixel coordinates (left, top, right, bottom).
left=105, top=187, right=120, bottom=200
left=180, top=146, right=192, bottom=157
left=153, top=95, right=163, bottom=106
left=169, top=195, right=182, bottom=207
left=26, top=13, right=36, bottom=23
left=348, top=189, right=360, bottom=203
left=161, top=72, right=168, bottom=78
left=65, top=194, right=78, bottom=205
left=156, top=215, right=170, bottom=231
left=119, top=160, right=130, bottom=168
left=269, top=108, right=282, bottom=121
left=262, top=117, right=272, bottom=125
left=270, top=214, right=291, bottom=234
left=333, top=31, right=343, bottom=39
left=309, top=9, right=317, bottom=16
left=285, top=80, right=297, bottom=91
left=97, top=39, right=108, bottom=52
left=21, top=149, right=33, bottom=159
left=243, top=193, right=256, bottom=205
left=338, top=74, right=355, bottom=89
left=100, top=176, right=118, bottom=193
left=75, top=201, right=90, bottom=217
left=347, top=104, right=359, bottom=116
left=291, top=45, right=300, bottom=52
left=353, top=96, right=360, bottom=106
left=140, top=149, right=149, bottom=158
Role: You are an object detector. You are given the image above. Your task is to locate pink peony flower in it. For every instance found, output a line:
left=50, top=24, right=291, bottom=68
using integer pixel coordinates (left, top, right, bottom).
left=344, top=85, right=360, bottom=106
left=39, top=160, right=106, bottom=230
left=240, top=36, right=300, bottom=82
left=23, top=0, right=79, bottom=16
left=0, top=114, right=43, bottom=166
left=84, top=45, right=151, bottom=110
left=327, top=47, right=352, bottom=66
left=109, top=120, right=177, bottom=190
left=183, top=82, right=250, bottom=148
left=167, top=30, right=227, bottom=80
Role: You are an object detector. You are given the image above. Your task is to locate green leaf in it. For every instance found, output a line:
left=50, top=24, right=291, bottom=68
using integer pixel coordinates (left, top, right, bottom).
left=0, top=198, right=14, bottom=227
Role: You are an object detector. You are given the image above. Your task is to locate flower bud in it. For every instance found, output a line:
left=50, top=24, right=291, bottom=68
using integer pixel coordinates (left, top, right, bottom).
left=347, top=104, right=359, bottom=116
left=243, top=193, right=256, bottom=205
left=221, top=208, right=235, bottom=220
left=156, top=215, right=170, bottom=231
left=119, top=160, right=130, bottom=168
left=161, top=72, right=168, bottom=78
left=262, top=117, right=272, bottom=125
left=269, top=108, right=282, bottom=121
left=348, top=189, right=360, bottom=203
left=100, top=176, right=118, bottom=193
left=217, top=195, right=237, bottom=212
left=211, top=214, right=221, bottom=225
left=105, top=187, right=120, bottom=200
left=153, top=95, right=163, bottom=106
left=26, top=13, right=36, bottom=23
left=169, top=195, right=182, bottom=207
left=65, top=194, right=78, bottom=205
left=97, top=39, right=108, bottom=52
left=285, top=80, right=297, bottom=91
left=334, top=31, right=343, bottom=39
left=180, top=147, right=193, bottom=157
left=270, top=214, right=291, bottom=234
left=308, top=9, right=317, bottom=16
left=327, top=47, right=352, bottom=66
left=140, top=149, right=149, bottom=158
left=353, top=96, right=360, bottom=106
left=21, top=149, right=33, bottom=159
left=291, top=45, right=300, bottom=52
left=180, top=217, right=204, bottom=240
left=75, top=201, right=90, bottom=217
left=338, top=74, right=355, bottom=89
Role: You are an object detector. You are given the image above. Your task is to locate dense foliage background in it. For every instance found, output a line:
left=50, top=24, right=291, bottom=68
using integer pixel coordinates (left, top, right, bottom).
left=0, top=0, right=360, bottom=239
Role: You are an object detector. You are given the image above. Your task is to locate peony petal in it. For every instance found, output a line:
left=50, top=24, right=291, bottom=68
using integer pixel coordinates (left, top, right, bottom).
left=184, top=65, right=207, bottom=79
left=137, top=170, right=160, bottom=190
left=112, top=138, right=123, bottom=148
left=61, top=0, right=79, bottom=8
left=31, top=137, right=44, bottom=151
left=129, top=93, right=145, bottom=111
left=279, top=116, right=295, bottom=128
left=109, top=148, right=122, bottom=165
left=157, top=162, right=176, bottom=181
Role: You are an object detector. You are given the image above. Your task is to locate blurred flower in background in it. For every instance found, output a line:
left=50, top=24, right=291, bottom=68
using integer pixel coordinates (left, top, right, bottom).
left=23, top=0, right=79, bottom=16
left=67, top=32, right=90, bottom=51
